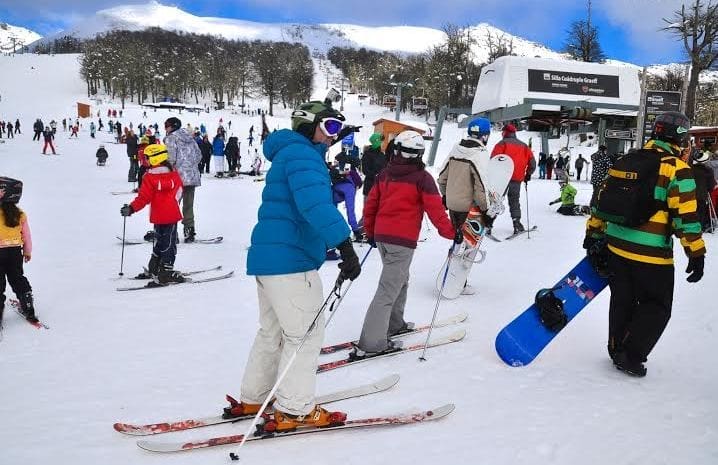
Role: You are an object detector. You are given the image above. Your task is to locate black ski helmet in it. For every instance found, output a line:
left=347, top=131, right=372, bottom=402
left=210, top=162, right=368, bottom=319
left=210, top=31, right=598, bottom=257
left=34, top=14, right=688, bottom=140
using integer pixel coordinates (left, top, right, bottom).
left=0, top=176, right=23, bottom=203
left=651, top=111, right=690, bottom=147
left=164, top=117, right=182, bottom=134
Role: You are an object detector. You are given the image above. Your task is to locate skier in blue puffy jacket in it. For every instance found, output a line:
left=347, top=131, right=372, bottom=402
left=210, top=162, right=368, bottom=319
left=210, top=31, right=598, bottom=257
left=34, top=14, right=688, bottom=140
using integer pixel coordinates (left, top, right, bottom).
left=232, top=99, right=362, bottom=432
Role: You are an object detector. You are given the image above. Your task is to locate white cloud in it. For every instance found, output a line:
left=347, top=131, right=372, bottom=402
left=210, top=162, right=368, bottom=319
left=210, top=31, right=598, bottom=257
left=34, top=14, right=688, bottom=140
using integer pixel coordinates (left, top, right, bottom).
left=598, top=0, right=690, bottom=64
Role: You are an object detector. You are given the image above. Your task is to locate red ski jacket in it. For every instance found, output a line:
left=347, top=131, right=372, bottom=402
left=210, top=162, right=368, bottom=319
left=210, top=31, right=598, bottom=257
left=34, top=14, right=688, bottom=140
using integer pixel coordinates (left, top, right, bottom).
left=130, top=166, right=183, bottom=225
left=364, top=158, right=455, bottom=248
left=491, top=136, right=536, bottom=182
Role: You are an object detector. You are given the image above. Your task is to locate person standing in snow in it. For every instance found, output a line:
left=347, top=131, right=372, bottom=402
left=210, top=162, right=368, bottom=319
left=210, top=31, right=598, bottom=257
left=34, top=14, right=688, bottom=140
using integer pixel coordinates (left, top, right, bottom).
left=490, top=123, right=536, bottom=234
left=352, top=130, right=460, bottom=359
left=575, top=154, right=588, bottom=181
left=584, top=112, right=706, bottom=377
left=126, top=130, right=139, bottom=184
left=225, top=136, right=240, bottom=174
left=538, top=152, right=547, bottom=179
left=227, top=99, right=361, bottom=432
left=89, top=121, right=96, bottom=139
left=163, top=117, right=202, bottom=243
left=198, top=134, right=212, bottom=174
left=41, top=126, right=55, bottom=155
left=121, top=144, right=185, bottom=284
left=14, top=119, right=21, bottom=135
left=32, top=119, right=43, bottom=141
left=360, top=133, right=387, bottom=201
left=0, top=177, right=38, bottom=325
left=437, top=116, right=495, bottom=294
left=6, top=120, right=13, bottom=139
left=590, top=145, right=612, bottom=204
left=96, top=144, right=108, bottom=166
left=212, top=132, right=226, bottom=175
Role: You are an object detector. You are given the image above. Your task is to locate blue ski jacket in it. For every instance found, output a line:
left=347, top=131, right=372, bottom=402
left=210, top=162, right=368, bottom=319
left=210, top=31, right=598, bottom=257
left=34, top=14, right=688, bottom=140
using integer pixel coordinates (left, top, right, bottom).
left=247, top=129, right=350, bottom=276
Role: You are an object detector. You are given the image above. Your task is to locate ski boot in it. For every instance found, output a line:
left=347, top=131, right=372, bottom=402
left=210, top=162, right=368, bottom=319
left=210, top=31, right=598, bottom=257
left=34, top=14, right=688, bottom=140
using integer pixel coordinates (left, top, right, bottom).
left=389, top=322, right=415, bottom=337
left=134, top=254, right=160, bottom=279
left=183, top=226, right=196, bottom=244
left=348, top=340, right=403, bottom=361
left=512, top=219, right=525, bottom=234
left=612, top=351, right=647, bottom=377
left=223, top=395, right=265, bottom=419
left=264, top=406, right=347, bottom=433
left=18, top=291, right=38, bottom=323
left=156, top=264, right=186, bottom=285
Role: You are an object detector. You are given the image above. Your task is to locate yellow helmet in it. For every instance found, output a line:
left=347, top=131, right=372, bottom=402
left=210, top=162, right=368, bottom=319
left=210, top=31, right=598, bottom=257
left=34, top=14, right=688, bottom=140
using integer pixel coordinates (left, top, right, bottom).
left=145, top=144, right=169, bottom=166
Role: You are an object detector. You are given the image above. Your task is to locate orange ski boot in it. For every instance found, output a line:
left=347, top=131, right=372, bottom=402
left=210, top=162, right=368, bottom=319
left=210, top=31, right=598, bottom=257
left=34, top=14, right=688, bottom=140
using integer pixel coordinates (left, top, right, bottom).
left=223, top=395, right=265, bottom=419
left=265, top=405, right=347, bottom=433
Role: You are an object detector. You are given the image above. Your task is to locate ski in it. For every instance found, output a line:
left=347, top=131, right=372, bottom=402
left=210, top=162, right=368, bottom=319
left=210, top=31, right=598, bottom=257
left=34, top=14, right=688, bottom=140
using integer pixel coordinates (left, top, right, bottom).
left=117, top=236, right=223, bottom=245
left=136, top=403, right=454, bottom=453
left=110, top=191, right=135, bottom=195
left=9, top=300, right=49, bottom=329
left=114, top=374, right=400, bottom=436
left=504, top=225, right=538, bottom=241
left=485, top=233, right=502, bottom=243
left=116, top=271, right=234, bottom=291
left=129, top=265, right=223, bottom=280
left=320, top=313, right=467, bottom=355
left=317, top=329, right=466, bottom=373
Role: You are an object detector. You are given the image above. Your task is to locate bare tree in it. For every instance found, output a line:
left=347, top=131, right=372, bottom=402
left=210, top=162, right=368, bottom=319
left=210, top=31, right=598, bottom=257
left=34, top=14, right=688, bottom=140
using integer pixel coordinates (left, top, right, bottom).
left=564, top=0, right=606, bottom=62
left=663, top=0, right=718, bottom=121
left=646, top=65, right=685, bottom=92
left=484, top=30, right=514, bottom=64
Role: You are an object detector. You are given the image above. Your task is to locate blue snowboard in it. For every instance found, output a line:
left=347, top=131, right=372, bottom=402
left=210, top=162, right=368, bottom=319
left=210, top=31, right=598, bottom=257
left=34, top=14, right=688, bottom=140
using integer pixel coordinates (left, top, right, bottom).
left=495, top=256, right=609, bottom=366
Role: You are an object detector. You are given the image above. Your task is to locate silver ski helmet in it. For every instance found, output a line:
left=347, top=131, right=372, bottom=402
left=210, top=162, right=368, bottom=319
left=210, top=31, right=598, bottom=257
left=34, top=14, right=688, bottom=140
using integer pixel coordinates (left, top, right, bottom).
left=394, top=130, right=425, bottom=158
left=0, top=176, right=23, bottom=203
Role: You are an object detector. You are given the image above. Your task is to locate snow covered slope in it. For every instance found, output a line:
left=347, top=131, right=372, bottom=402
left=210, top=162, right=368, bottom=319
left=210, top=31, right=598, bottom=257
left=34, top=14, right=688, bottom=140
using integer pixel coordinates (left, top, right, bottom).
left=0, top=21, right=41, bottom=53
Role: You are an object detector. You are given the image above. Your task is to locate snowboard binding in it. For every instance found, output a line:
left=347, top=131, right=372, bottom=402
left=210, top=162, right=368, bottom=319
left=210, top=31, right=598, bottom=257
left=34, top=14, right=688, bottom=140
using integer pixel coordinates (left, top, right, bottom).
left=535, top=287, right=568, bottom=332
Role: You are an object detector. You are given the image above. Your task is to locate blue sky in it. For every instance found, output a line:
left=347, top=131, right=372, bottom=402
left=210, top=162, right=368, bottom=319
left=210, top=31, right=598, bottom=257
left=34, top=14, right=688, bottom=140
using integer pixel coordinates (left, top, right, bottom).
left=0, top=0, right=692, bottom=65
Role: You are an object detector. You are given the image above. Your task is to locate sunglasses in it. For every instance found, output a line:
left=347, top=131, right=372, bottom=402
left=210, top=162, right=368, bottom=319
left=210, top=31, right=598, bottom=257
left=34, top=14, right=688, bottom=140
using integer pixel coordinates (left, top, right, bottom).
left=319, top=118, right=343, bottom=138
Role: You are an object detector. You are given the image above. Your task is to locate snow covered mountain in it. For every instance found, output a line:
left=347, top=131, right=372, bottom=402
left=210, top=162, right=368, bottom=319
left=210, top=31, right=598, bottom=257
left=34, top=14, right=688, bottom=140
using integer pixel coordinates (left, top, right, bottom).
left=33, top=0, right=564, bottom=58
left=0, top=21, right=41, bottom=53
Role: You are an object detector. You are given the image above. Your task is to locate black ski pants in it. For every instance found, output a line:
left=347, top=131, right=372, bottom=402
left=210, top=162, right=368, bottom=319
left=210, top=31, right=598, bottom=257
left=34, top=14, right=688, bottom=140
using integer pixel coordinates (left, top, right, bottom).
left=607, top=252, right=674, bottom=363
left=152, top=223, right=178, bottom=267
left=199, top=154, right=211, bottom=173
left=449, top=210, right=468, bottom=230
left=0, top=247, right=32, bottom=308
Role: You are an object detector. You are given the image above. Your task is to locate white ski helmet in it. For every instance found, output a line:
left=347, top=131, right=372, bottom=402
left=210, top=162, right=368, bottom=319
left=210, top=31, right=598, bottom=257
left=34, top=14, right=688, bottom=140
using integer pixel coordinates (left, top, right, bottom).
left=394, top=130, right=425, bottom=158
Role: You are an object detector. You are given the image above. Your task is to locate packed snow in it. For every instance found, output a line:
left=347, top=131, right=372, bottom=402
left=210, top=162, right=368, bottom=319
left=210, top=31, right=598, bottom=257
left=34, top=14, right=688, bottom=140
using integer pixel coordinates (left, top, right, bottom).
left=0, top=52, right=716, bottom=465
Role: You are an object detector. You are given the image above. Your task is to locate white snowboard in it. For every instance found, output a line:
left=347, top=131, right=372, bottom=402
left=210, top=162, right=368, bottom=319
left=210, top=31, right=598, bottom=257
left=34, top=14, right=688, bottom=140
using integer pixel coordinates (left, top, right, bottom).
left=437, top=154, right=514, bottom=299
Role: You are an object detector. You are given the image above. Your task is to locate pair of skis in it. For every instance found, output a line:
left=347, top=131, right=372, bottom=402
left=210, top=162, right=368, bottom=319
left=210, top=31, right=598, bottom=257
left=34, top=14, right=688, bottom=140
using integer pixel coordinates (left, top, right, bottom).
left=116, top=236, right=223, bottom=245
left=116, top=266, right=234, bottom=291
left=8, top=299, right=49, bottom=329
left=116, top=374, right=454, bottom=453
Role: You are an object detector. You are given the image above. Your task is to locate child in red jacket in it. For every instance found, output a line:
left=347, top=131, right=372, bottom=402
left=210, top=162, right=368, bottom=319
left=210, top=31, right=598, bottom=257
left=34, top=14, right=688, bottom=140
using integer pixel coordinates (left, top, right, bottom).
left=120, top=144, right=185, bottom=284
left=352, top=131, right=461, bottom=358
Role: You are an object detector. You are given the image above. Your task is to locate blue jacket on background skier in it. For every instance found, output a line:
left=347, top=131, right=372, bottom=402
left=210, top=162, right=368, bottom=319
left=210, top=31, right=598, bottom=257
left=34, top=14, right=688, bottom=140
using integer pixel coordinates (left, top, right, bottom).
left=247, top=129, right=350, bottom=275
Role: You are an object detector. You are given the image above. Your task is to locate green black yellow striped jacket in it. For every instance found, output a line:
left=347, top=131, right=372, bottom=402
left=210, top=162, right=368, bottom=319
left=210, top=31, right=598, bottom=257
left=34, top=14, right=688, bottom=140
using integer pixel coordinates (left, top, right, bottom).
left=586, top=140, right=706, bottom=265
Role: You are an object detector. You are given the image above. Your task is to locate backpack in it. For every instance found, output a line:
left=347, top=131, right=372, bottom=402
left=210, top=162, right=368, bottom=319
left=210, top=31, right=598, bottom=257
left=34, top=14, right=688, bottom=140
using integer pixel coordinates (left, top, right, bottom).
left=592, top=149, right=661, bottom=226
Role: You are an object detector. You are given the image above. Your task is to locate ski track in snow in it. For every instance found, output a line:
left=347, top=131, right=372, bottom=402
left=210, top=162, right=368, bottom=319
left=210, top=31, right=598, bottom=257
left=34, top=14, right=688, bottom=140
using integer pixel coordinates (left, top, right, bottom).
left=0, top=53, right=717, bottom=465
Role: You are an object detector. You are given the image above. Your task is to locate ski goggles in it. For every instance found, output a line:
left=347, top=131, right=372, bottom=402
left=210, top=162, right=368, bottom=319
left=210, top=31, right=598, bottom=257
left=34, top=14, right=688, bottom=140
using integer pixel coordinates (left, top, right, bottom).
left=319, top=117, right=344, bottom=138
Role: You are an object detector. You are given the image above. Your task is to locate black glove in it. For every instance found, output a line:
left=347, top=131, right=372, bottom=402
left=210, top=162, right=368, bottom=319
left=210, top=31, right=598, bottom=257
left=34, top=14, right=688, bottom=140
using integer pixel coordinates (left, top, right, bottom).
left=336, top=238, right=361, bottom=281
left=332, top=125, right=362, bottom=145
left=441, top=195, right=448, bottom=210
left=120, top=204, right=133, bottom=217
left=366, top=237, right=377, bottom=248
left=686, top=255, right=704, bottom=283
left=549, top=200, right=559, bottom=205
left=524, top=173, right=532, bottom=183
left=481, top=212, right=495, bottom=229
left=584, top=236, right=610, bottom=278
left=454, top=228, right=464, bottom=245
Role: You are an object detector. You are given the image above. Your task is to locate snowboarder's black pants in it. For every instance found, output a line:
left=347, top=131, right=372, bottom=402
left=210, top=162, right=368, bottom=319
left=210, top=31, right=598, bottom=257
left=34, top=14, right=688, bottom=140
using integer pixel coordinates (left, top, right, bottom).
left=0, top=247, right=32, bottom=308
left=152, top=223, right=178, bottom=267
left=576, top=167, right=583, bottom=181
left=128, top=157, right=138, bottom=182
left=32, top=130, right=41, bottom=141
left=449, top=210, right=468, bottom=230
left=607, top=252, right=674, bottom=363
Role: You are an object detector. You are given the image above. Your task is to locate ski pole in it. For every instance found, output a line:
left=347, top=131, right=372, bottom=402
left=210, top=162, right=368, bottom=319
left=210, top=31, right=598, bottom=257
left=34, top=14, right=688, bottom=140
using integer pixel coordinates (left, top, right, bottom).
left=419, top=243, right=455, bottom=361
left=229, top=247, right=373, bottom=461
left=525, top=182, right=531, bottom=240
left=119, top=211, right=127, bottom=276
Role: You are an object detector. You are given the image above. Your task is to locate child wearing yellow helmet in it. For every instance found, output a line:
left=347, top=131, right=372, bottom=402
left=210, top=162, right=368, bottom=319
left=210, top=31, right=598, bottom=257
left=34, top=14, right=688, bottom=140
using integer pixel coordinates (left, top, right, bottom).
left=120, top=144, right=185, bottom=284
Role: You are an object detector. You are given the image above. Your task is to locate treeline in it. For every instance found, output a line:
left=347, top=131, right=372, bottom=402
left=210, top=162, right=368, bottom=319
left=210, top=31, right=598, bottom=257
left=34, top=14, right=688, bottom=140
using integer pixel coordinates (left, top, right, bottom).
left=32, top=36, right=84, bottom=54
left=328, top=25, right=486, bottom=117
left=79, top=28, right=313, bottom=115
left=647, top=65, right=718, bottom=126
